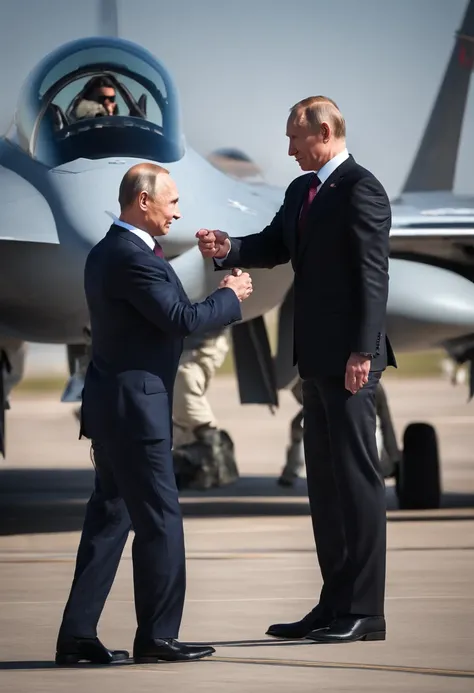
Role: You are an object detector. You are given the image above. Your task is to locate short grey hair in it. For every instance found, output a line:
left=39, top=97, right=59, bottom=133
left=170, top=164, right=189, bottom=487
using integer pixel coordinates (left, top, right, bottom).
left=118, top=163, right=170, bottom=209
left=289, top=96, right=346, bottom=139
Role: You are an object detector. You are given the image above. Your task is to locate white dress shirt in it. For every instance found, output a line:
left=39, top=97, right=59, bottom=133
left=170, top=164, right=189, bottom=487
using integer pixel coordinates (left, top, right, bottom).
left=108, top=213, right=155, bottom=251
left=316, top=148, right=349, bottom=188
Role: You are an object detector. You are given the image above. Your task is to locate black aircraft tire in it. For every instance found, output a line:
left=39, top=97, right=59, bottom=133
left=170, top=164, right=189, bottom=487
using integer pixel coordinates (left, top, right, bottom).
left=397, top=423, right=441, bottom=510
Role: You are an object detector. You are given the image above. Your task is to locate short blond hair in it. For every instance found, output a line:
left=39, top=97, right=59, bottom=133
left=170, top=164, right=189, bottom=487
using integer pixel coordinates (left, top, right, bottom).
left=289, top=96, right=346, bottom=139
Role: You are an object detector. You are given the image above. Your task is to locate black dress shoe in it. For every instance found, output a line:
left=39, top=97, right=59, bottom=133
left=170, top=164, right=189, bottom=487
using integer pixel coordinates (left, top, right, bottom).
left=55, top=636, right=129, bottom=665
left=306, top=615, right=386, bottom=643
left=133, top=638, right=215, bottom=663
left=266, top=606, right=334, bottom=639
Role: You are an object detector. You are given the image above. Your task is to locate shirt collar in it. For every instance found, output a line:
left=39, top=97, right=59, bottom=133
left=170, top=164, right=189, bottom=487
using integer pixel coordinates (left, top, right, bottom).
left=107, top=212, right=156, bottom=251
left=317, top=148, right=349, bottom=185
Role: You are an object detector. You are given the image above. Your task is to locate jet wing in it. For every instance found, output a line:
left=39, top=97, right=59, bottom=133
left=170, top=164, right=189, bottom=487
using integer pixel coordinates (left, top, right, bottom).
left=0, top=164, right=59, bottom=244
left=249, top=185, right=474, bottom=237
left=391, top=216, right=474, bottom=237
left=390, top=193, right=474, bottom=237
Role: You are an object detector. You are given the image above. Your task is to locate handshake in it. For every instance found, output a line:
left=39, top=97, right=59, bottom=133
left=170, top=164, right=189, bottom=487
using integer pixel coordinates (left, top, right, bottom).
left=196, top=228, right=252, bottom=303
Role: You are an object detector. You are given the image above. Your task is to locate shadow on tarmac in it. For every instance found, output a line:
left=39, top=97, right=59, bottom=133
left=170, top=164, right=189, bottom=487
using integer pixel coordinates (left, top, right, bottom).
left=1, top=468, right=473, bottom=535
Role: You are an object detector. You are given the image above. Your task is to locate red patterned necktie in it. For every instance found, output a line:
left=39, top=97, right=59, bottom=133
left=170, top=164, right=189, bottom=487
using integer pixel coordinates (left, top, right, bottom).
left=299, top=173, right=321, bottom=233
left=154, top=242, right=164, bottom=258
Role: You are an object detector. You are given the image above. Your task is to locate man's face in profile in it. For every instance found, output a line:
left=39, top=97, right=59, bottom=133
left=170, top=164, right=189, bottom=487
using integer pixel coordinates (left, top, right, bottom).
left=286, top=117, right=327, bottom=171
left=92, top=86, right=117, bottom=115
left=138, top=177, right=181, bottom=237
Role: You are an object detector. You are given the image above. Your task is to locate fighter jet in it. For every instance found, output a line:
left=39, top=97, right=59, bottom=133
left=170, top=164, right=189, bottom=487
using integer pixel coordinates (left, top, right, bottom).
left=0, top=0, right=473, bottom=512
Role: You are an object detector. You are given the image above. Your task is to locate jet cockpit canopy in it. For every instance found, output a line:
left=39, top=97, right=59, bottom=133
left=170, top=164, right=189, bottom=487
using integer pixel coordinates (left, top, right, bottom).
left=13, top=37, right=185, bottom=167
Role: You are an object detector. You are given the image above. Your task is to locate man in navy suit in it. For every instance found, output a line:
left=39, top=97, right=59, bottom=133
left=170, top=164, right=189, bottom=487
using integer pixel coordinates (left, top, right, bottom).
left=55, top=163, right=252, bottom=665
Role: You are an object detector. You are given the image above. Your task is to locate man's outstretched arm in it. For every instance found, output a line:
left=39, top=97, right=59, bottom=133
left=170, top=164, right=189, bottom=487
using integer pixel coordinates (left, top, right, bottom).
left=197, top=201, right=291, bottom=270
left=117, top=255, right=251, bottom=336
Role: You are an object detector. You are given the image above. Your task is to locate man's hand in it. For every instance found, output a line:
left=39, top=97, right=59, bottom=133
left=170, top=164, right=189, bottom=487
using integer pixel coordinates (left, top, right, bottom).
left=219, top=269, right=252, bottom=302
left=196, top=228, right=231, bottom=259
left=345, top=352, right=371, bottom=394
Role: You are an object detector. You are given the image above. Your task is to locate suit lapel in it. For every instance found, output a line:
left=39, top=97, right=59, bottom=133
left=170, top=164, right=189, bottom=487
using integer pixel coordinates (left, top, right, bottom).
left=297, top=155, right=356, bottom=262
left=289, top=174, right=313, bottom=259
left=109, top=224, right=188, bottom=298
left=108, top=223, right=154, bottom=256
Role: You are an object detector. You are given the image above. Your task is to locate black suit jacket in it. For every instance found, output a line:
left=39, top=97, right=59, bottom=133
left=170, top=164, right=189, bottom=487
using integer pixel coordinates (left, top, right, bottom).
left=81, top=224, right=241, bottom=441
left=219, top=155, right=396, bottom=378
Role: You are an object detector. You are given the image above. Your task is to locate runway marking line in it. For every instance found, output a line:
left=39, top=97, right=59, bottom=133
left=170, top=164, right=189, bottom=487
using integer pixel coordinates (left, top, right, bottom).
left=1, top=544, right=474, bottom=563
left=0, top=595, right=473, bottom=606
left=208, top=655, right=474, bottom=679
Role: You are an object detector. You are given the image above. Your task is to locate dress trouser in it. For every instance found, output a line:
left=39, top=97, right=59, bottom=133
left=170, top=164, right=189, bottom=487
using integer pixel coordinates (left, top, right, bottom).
left=57, top=436, right=186, bottom=644
left=301, top=370, right=386, bottom=617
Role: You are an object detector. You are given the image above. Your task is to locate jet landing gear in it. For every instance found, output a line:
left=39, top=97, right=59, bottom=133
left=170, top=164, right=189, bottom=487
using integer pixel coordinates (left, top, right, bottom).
left=0, top=341, right=26, bottom=458
left=0, top=350, right=9, bottom=457
left=395, top=423, right=441, bottom=510
left=376, top=384, right=441, bottom=510
left=278, top=378, right=305, bottom=487
left=277, top=380, right=442, bottom=509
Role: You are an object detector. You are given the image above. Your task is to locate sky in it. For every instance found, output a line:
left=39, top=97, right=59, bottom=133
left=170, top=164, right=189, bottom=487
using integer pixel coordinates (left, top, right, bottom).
left=0, top=0, right=472, bottom=198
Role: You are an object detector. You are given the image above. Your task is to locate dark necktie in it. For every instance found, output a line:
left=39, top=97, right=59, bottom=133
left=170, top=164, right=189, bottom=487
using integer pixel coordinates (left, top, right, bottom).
left=154, top=242, right=164, bottom=258
left=299, top=173, right=321, bottom=233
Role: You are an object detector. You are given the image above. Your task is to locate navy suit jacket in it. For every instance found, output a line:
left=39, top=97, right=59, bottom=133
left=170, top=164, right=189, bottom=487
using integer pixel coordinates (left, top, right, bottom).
left=81, top=224, right=241, bottom=442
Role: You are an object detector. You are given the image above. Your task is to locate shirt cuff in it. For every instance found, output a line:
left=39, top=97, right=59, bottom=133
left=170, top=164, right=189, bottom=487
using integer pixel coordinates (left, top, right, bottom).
left=214, top=241, right=231, bottom=265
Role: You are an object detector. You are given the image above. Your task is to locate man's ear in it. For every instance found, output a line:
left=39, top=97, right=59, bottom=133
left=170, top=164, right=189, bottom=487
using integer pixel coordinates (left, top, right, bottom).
left=138, top=191, right=148, bottom=210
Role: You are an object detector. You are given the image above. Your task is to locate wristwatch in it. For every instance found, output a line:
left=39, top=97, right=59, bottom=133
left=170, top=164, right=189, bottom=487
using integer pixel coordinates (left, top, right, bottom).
left=359, top=352, right=373, bottom=358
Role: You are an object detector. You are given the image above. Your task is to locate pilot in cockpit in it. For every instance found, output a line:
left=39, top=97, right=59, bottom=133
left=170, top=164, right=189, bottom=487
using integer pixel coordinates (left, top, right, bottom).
left=26, top=41, right=183, bottom=166
left=71, top=75, right=118, bottom=121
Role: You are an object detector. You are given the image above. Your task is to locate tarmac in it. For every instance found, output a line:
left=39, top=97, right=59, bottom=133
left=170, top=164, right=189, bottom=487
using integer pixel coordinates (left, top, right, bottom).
left=0, top=375, right=473, bottom=692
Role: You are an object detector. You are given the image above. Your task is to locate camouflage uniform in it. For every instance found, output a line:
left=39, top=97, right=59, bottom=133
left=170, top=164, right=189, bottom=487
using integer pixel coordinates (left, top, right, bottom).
left=172, top=330, right=239, bottom=490
left=278, top=377, right=305, bottom=486
left=71, top=99, right=108, bottom=121
left=173, top=332, right=229, bottom=446
left=72, top=328, right=92, bottom=422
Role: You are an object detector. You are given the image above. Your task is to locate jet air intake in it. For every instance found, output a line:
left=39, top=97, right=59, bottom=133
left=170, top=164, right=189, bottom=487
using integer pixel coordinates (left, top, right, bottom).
left=387, top=259, right=474, bottom=351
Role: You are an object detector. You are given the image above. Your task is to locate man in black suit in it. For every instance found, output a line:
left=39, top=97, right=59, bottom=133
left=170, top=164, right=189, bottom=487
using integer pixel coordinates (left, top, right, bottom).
left=197, top=96, right=396, bottom=644
left=55, top=163, right=252, bottom=665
